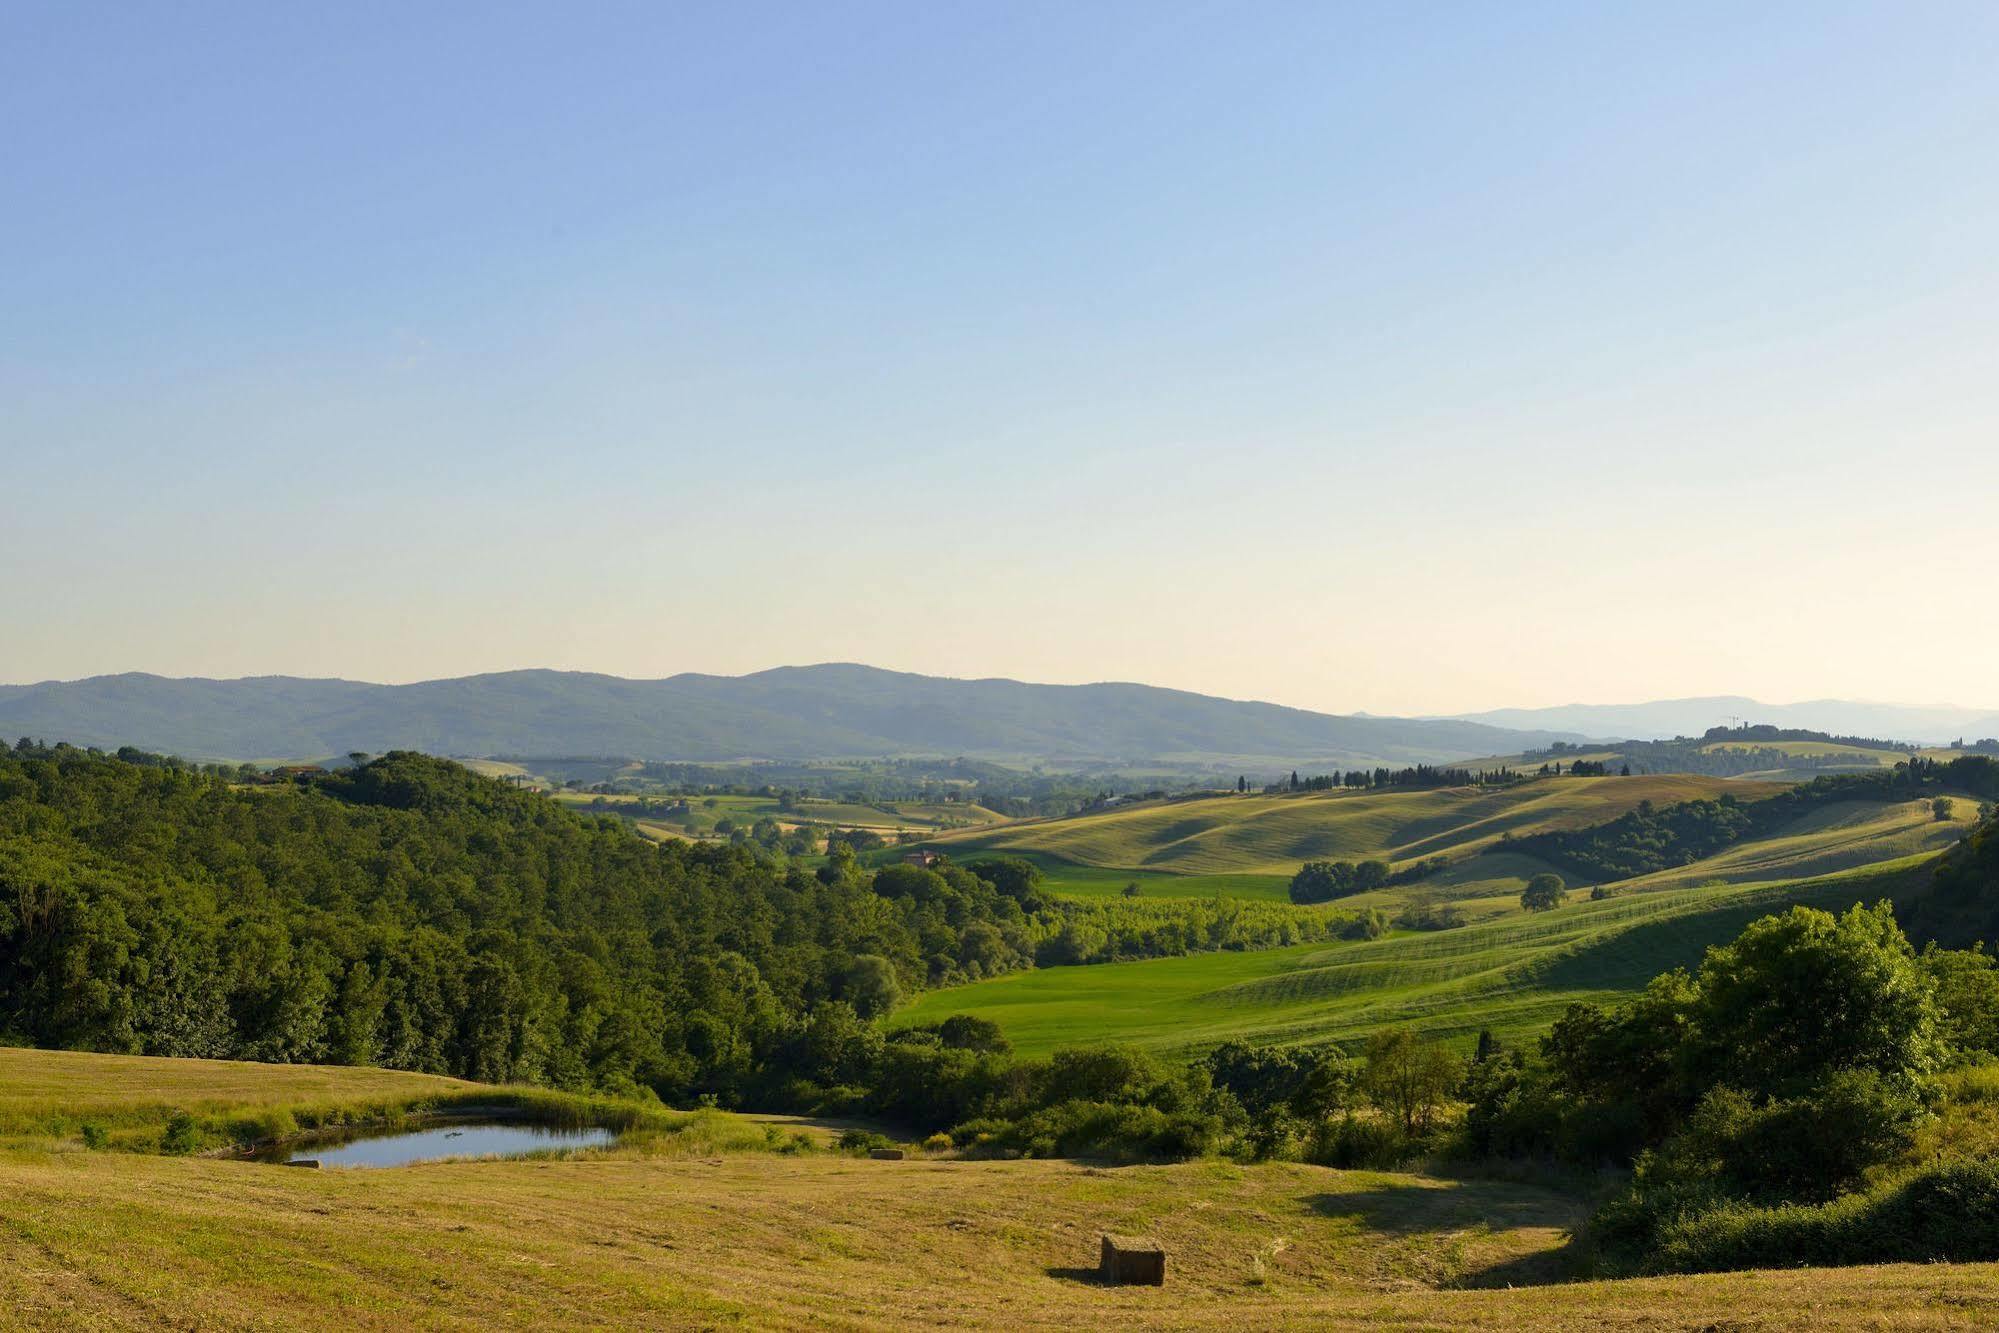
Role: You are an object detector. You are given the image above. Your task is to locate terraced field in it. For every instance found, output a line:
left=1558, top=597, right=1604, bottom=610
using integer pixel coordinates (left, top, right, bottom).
left=894, top=856, right=1929, bottom=1057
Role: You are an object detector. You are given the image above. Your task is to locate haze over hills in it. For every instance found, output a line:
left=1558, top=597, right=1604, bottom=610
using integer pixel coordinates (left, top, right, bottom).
left=1449, top=696, right=1999, bottom=745
left=0, top=664, right=1587, bottom=768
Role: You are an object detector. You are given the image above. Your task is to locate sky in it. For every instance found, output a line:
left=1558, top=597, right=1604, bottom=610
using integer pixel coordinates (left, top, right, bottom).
left=4, top=1, right=1997, bottom=716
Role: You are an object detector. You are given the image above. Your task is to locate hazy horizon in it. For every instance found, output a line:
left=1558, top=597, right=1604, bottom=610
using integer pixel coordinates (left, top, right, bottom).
left=3, top=660, right=1994, bottom=724
left=7, top=3, right=1996, bottom=715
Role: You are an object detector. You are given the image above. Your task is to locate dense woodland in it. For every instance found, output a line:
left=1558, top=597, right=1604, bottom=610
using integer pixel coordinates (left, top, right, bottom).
left=0, top=743, right=1365, bottom=1106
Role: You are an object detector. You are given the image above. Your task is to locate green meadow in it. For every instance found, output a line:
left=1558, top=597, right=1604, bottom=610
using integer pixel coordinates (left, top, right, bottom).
left=895, top=855, right=1932, bottom=1058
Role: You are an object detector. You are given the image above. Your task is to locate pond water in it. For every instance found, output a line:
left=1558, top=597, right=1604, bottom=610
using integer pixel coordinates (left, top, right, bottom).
left=265, top=1119, right=616, bottom=1168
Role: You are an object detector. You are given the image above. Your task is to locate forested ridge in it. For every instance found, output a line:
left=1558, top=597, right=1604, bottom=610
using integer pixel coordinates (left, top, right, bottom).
left=0, top=743, right=1366, bottom=1105
left=0, top=744, right=1071, bottom=1096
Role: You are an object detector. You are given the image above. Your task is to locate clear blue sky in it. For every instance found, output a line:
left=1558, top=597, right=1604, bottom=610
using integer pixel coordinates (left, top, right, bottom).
left=5, top=2, right=1996, bottom=713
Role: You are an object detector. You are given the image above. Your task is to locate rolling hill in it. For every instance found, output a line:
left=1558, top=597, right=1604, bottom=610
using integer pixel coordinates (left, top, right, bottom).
left=1451, top=696, right=1999, bottom=744
left=0, top=664, right=1583, bottom=766
left=926, top=775, right=1786, bottom=878
left=894, top=857, right=1930, bottom=1057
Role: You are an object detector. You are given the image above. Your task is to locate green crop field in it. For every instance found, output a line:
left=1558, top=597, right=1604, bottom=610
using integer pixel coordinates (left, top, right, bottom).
left=895, top=856, right=1930, bottom=1058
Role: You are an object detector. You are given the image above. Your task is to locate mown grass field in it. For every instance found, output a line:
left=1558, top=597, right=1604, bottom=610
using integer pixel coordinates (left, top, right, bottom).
left=7, top=1047, right=1998, bottom=1329
left=895, top=856, right=1931, bottom=1058
left=0, top=1050, right=480, bottom=1140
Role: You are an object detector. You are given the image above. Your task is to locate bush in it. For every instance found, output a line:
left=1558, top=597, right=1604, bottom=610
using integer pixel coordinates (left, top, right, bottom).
left=960, top=1099, right=1222, bottom=1163
left=835, top=1128, right=897, bottom=1155
left=79, top=1121, right=109, bottom=1150
left=1650, top=1071, right=1923, bottom=1203
left=1643, top=1160, right=1999, bottom=1273
left=224, top=1107, right=300, bottom=1149
left=1304, top=1114, right=1416, bottom=1169
left=160, top=1110, right=199, bottom=1155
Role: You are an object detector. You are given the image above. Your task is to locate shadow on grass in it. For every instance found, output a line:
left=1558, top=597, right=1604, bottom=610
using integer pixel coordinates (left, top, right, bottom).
left=1043, top=1266, right=1104, bottom=1286
left=1447, top=1236, right=1589, bottom=1290
left=1304, top=1181, right=1588, bottom=1288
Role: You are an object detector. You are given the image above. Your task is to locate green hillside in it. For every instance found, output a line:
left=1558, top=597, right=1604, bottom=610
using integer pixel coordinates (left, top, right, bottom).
left=894, top=856, right=1931, bottom=1057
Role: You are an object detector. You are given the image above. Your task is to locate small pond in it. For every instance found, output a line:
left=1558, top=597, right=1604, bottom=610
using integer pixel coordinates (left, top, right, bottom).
left=259, top=1119, right=616, bottom=1168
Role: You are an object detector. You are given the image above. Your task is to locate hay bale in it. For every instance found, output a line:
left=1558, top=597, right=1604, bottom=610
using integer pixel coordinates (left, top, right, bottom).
left=868, top=1148, right=904, bottom=1161
left=1099, top=1233, right=1166, bottom=1286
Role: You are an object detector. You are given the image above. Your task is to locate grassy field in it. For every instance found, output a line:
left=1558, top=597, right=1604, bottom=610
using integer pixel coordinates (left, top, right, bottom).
left=7, top=1048, right=1998, bottom=1329
left=894, top=856, right=1929, bottom=1058
left=0, top=1050, right=482, bottom=1140
left=0, top=1048, right=705, bottom=1157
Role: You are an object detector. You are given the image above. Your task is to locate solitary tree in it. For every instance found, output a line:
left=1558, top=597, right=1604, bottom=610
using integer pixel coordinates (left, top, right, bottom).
left=1522, top=873, right=1567, bottom=912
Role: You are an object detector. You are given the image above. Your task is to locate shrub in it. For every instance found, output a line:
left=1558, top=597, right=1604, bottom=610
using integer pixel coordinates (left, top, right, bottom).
left=1644, top=1160, right=1999, bottom=1273
left=835, top=1129, right=896, bottom=1155
left=966, top=1099, right=1222, bottom=1163
left=1305, top=1114, right=1415, bottom=1169
left=1652, top=1072, right=1924, bottom=1203
left=79, top=1121, right=109, bottom=1150
left=224, top=1107, right=299, bottom=1149
left=160, top=1110, right=199, bottom=1155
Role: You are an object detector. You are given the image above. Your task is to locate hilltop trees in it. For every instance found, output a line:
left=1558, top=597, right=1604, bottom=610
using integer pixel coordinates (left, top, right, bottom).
left=1288, top=859, right=1391, bottom=904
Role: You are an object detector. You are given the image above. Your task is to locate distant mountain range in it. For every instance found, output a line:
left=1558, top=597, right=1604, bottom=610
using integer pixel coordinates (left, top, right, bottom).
left=0, top=665, right=1588, bottom=768
left=1449, top=696, right=1999, bottom=746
